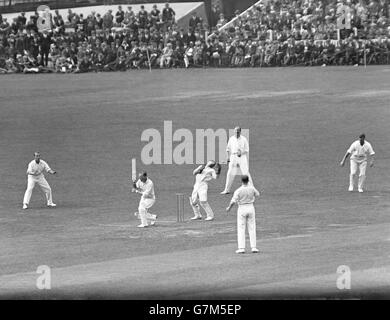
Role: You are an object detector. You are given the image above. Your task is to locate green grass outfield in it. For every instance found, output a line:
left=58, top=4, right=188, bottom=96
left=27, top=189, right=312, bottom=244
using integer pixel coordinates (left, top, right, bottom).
left=0, top=66, right=390, bottom=299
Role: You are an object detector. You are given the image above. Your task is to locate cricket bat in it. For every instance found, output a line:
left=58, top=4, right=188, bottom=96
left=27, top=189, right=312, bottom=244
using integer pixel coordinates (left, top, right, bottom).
left=131, top=158, right=137, bottom=192
left=131, top=158, right=136, bottom=182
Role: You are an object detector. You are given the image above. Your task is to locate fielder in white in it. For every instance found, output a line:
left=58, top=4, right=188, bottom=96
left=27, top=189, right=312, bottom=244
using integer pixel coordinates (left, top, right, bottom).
left=189, top=161, right=221, bottom=221
left=340, top=133, right=375, bottom=193
left=23, top=151, right=57, bottom=209
left=221, top=126, right=252, bottom=194
left=226, top=175, right=260, bottom=254
left=132, top=171, right=157, bottom=228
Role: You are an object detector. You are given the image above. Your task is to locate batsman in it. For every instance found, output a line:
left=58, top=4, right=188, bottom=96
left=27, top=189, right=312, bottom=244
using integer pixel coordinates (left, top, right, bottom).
left=132, top=171, right=157, bottom=228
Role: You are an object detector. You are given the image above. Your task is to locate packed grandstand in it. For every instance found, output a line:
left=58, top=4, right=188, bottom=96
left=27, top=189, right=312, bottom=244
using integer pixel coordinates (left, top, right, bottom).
left=0, top=0, right=389, bottom=73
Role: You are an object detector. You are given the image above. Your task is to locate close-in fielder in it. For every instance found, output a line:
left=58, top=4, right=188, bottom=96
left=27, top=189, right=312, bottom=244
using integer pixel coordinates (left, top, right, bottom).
left=189, top=161, right=221, bottom=221
left=23, top=151, right=57, bottom=209
left=132, top=171, right=157, bottom=228
left=226, top=175, right=260, bottom=254
left=221, top=126, right=252, bottom=194
left=340, top=133, right=375, bottom=193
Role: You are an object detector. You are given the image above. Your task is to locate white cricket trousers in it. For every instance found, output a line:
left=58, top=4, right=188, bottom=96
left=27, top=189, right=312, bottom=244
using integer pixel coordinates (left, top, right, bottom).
left=237, top=204, right=257, bottom=250
left=224, top=154, right=252, bottom=192
left=138, top=198, right=156, bottom=226
left=350, top=160, right=367, bottom=189
left=23, top=175, right=54, bottom=205
left=189, top=184, right=214, bottom=219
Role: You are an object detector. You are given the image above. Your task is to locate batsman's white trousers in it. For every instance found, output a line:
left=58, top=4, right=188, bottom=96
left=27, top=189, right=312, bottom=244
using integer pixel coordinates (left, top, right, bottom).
left=224, top=154, right=252, bottom=192
left=350, top=159, right=367, bottom=189
left=191, top=183, right=208, bottom=203
left=23, top=174, right=54, bottom=205
left=138, top=198, right=156, bottom=226
left=237, top=203, right=257, bottom=250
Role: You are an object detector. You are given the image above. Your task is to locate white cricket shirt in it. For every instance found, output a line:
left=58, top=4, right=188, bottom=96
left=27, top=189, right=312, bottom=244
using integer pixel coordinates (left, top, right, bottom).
left=226, top=135, right=249, bottom=155
left=194, top=167, right=217, bottom=187
left=136, top=178, right=156, bottom=200
left=231, top=185, right=260, bottom=206
left=347, top=140, right=375, bottom=162
left=26, top=160, right=52, bottom=177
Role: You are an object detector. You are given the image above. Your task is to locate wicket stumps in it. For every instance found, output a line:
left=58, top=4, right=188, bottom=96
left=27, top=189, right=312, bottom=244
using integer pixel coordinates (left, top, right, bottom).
left=176, top=193, right=185, bottom=222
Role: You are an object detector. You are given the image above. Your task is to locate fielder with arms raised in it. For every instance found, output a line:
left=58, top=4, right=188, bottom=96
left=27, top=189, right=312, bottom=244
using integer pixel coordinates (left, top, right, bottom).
left=340, top=133, right=375, bottom=193
left=23, top=151, right=57, bottom=209
left=189, top=160, right=221, bottom=221
left=132, top=171, right=157, bottom=228
left=221, top=126, right=252, bottom=194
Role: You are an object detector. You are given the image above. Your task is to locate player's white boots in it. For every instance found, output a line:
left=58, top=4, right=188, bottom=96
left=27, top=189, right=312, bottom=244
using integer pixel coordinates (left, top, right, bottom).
left=22, top=203, right=56, bottom=209
left=236, top=248, right=259, bottom=254
left=190, top=215, right=202, bottom=220
left=189, top=200, right=214, bottom=221
left=135, top=211, right=157, bottom=227
left=349, top=186, right=364, bottom=193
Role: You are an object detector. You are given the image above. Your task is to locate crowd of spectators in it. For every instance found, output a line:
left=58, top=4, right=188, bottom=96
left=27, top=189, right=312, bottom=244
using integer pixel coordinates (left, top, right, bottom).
left=0, top=0, right=389, bottom=74
left=209, top=0, right=390, bottom=67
